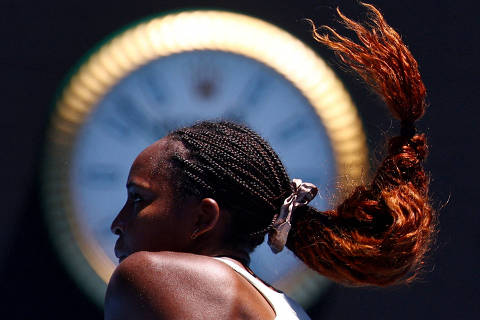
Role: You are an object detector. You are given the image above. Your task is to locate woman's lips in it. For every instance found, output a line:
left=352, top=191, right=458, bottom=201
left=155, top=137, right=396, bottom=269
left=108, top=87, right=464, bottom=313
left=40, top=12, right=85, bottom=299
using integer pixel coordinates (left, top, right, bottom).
left=115, top=250, right=128, bottom=263
left=114, top=239, right=127, bottom=262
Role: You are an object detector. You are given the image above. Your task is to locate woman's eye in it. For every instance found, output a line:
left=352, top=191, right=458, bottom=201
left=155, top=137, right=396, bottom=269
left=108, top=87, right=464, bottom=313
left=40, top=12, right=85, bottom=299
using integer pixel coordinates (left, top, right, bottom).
left=130, top=193, right=143, bottom=204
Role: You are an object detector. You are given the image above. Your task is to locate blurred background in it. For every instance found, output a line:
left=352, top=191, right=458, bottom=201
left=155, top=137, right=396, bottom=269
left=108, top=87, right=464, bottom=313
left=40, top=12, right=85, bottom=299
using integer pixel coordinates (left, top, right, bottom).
left=1, top=0, right=478, bottom=319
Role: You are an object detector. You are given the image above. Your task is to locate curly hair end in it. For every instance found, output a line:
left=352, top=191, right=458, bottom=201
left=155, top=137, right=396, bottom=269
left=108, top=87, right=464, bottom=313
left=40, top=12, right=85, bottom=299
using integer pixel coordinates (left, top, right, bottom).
left=287, top=3, right=436, bottom=287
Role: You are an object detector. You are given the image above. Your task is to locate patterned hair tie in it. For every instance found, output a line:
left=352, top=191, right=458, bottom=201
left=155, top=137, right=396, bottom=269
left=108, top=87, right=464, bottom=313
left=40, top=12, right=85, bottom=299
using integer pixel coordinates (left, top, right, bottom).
left=267, top=179, right=318, bottom=253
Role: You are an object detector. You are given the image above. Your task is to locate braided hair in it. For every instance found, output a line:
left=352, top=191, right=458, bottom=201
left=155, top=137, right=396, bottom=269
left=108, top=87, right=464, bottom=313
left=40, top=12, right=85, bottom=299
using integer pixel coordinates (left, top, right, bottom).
left=167, top=3, right=435, bottom=287
left=168, top=121, right=293, bottom=252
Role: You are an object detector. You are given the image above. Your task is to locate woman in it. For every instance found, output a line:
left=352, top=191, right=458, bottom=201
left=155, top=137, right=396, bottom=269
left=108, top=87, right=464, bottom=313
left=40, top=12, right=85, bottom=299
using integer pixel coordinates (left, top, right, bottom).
left=105, top=3, right=435, bottom=319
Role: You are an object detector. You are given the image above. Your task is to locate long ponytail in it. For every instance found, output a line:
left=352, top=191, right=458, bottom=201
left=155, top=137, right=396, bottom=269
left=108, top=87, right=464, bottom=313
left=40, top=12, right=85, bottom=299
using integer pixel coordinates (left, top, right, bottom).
left=286, top=3, right=435, bottom=286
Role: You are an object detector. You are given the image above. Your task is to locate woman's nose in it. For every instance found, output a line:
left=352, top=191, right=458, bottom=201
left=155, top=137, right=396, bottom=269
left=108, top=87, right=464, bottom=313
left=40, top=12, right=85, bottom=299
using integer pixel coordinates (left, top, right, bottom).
left=111, top=220, right=122, bottom=235
left=110, top=207, right=126, bottom=235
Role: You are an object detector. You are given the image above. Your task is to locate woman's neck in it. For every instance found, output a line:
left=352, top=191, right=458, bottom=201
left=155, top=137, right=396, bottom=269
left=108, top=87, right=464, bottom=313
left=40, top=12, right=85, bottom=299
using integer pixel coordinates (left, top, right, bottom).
left=198, top=247, right=251, bottom=266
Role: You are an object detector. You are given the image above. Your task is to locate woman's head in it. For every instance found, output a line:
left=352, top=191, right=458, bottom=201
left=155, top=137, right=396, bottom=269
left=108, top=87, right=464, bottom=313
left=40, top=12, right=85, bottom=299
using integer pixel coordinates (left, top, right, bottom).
left=111, top=120, right=295, bottom=262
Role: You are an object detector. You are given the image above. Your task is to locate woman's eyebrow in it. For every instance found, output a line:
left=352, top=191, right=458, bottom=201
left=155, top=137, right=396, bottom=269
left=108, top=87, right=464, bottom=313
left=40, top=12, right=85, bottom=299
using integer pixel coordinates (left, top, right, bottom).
left=126, top=180, right=151, bottom=191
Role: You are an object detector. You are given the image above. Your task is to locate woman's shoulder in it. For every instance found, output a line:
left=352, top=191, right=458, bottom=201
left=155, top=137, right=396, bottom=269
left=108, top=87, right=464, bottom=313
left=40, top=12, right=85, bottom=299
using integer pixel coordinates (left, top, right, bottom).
left=114, top=251, right=234, bottom=280
left=111, top=251, right=242, bottom=297
left=105, top=251, right=274, bottom=319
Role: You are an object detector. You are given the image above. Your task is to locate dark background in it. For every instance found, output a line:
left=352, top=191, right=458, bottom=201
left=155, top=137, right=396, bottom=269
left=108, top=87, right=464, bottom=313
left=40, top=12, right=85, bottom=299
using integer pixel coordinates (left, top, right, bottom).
left=1, top=0, right=478, bottom=319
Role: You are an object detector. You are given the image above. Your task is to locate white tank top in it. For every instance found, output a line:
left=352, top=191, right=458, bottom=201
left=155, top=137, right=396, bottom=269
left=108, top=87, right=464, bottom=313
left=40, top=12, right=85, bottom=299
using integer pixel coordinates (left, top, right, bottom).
left=214, top=257, right=311, bottom=320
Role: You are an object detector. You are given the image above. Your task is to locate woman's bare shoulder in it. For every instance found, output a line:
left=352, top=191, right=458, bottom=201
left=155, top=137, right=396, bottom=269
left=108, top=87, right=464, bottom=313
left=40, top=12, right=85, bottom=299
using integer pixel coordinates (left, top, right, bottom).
left=111, top=251, right=240, bottom=287
left=105, top=251, right=271, bottom=320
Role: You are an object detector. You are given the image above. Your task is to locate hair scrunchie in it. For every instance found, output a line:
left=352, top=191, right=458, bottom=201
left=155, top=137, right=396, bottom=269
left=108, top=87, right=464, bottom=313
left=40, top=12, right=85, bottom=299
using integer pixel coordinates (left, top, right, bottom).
left=268, top=179, right=318, bottom=253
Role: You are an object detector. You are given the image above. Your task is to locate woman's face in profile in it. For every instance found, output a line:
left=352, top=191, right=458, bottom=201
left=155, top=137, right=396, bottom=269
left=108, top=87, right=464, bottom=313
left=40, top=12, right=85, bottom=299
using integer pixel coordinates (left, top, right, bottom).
left=110, top=138, right=196, bottom=263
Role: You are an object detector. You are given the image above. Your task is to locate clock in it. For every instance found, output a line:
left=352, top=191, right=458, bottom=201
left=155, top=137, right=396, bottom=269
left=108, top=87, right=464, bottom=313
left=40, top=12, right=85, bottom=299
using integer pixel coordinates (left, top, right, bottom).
left=42, top=10, right=368, bottom=307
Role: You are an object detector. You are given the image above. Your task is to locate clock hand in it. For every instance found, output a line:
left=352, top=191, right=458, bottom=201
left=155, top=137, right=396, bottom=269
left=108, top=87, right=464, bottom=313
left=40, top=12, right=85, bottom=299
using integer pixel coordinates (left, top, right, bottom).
left=141, top=72, right=168, bottom=106
left=244, top=73, right=271, bottom=106
left=273, top=114, right=310, bottom=143
left=100, top=93, right=173, bottom=143
left=223, top=73, right=272, bottom=121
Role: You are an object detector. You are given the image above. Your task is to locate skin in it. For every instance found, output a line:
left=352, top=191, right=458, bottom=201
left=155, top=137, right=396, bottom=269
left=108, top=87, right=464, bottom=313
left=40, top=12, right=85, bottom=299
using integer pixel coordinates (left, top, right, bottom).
left=105, top=137, right=276, bottom=320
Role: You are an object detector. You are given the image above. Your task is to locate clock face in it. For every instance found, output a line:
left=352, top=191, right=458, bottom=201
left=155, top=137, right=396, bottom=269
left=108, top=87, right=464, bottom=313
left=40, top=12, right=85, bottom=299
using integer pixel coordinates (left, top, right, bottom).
left=43, top=10, right=368, bottom=308
left=71, top=50, right=336, bottom=284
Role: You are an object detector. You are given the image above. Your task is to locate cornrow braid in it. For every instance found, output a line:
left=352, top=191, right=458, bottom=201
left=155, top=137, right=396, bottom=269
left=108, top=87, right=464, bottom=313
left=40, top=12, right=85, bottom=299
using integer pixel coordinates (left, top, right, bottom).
left=184, top=134, right=278, bottom=199
left=182, top=130, right=279, bottom=205
left=169, top=121, right=293, bottom=251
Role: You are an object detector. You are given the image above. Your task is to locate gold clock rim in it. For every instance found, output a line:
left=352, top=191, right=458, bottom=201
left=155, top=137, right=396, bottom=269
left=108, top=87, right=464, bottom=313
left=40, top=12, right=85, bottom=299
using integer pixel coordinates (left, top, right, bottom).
left=42, top=9, right=368, bottom=307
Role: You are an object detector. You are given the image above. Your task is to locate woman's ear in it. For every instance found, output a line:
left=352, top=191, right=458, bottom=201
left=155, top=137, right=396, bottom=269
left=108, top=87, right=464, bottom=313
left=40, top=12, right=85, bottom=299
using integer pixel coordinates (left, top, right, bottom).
left=190, top=198, right=220, bottom=239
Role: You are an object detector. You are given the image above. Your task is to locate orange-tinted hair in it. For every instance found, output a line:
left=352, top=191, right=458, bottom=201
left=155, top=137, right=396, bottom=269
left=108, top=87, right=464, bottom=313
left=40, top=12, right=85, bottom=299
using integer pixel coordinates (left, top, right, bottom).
left=287, top=3, right=435, bottom=286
